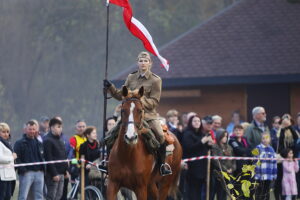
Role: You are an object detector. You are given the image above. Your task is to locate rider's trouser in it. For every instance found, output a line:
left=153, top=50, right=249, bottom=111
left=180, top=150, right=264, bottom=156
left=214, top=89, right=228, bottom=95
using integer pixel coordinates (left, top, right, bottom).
left=146, top=119, right=165, bottom=144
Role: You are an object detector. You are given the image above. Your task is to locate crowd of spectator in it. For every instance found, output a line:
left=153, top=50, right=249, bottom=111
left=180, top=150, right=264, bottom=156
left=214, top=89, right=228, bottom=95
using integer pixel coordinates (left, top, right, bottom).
left=168, top=107, right=300, bottom=200
left=0, top=106, right=300, bottom=200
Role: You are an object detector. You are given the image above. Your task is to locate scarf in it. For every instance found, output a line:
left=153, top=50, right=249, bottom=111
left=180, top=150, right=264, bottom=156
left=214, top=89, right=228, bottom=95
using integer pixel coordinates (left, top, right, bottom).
left=0, top=137, right=13, bottom=152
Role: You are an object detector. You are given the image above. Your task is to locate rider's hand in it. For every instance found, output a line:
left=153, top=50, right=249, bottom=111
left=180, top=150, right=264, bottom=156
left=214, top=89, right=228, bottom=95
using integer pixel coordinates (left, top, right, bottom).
left=104, top=79, right=112, bottom=89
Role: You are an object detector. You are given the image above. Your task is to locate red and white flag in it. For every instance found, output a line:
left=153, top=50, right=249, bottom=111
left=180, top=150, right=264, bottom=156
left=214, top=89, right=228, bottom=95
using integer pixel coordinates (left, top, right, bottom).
left=108, top=0, right=169, bottom=71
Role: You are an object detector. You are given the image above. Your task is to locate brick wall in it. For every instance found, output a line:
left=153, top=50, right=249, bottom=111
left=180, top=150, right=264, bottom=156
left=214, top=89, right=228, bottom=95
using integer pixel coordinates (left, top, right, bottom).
left=158, top=85, right=247, bottom=127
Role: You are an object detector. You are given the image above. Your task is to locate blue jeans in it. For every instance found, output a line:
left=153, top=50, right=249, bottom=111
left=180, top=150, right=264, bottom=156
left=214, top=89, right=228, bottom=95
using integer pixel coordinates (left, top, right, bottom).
left=18, top=171, right=44, bottom=200
left=45, top=174, right=64, bottom=200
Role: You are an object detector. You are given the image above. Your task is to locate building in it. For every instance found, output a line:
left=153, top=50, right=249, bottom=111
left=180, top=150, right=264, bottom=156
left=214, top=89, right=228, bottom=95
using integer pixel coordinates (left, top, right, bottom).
left=112, top=0, right=300, bottom=126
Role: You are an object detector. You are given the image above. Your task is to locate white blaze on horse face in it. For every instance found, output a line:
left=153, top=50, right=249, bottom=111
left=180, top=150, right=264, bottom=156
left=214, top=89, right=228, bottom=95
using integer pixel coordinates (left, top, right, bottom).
left=125, top=102, right=136, bottom=139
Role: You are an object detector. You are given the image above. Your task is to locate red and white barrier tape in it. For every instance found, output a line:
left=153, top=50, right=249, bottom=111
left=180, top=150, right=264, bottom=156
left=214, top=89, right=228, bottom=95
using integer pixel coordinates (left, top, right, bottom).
left=182, top=156, right=299, bottom=163
left=1, top=156, right=298, bottom=169
left=0, top=159, right=71, bottom=169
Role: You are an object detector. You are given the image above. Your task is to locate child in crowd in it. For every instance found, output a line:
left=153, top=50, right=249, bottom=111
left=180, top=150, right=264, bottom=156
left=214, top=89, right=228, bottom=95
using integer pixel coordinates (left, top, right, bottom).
left=228, top=124, right=251, bottom=176
left=211, top=129, right=236, bottom=200
left=254, top=132, right=277, bottom=200
left=281, top=148, right=299, bottom=200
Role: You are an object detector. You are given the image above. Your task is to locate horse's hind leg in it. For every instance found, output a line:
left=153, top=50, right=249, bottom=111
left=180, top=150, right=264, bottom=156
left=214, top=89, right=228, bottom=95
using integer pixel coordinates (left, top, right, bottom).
left=107, top=180, right=120, bottom=200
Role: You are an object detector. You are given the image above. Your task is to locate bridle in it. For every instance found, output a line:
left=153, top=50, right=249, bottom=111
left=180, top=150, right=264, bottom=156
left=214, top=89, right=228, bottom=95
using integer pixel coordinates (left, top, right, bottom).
left=121, top=97, right=144, bottom=131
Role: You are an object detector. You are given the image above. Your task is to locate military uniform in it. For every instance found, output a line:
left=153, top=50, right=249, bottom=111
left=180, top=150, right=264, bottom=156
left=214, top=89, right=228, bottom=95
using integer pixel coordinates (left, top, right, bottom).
left=108, top=70, right=164, bottom=143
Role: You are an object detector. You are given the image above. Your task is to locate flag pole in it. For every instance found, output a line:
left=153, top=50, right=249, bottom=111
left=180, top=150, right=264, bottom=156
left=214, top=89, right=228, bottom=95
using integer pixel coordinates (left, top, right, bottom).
left=101, top=0, right=110, bottom=193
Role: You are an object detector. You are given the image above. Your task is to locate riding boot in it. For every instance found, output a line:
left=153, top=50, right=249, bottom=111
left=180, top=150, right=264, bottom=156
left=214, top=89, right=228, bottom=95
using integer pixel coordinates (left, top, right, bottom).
left=158, top=143, right=172, bottom=176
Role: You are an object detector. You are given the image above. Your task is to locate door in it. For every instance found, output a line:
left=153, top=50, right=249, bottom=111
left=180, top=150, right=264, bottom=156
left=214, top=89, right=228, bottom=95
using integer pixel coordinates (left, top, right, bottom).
left=247, top=84, right=290, bottom=127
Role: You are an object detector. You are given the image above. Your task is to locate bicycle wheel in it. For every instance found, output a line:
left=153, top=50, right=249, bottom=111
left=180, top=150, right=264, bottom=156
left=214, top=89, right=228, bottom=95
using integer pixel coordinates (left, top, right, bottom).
left=85, top=185, right=104, bottom=200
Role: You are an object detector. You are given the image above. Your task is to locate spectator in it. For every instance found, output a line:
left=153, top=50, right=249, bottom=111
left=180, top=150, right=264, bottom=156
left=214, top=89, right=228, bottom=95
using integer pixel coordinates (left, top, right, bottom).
left=294, top=113, right=300, bottom=134
left=186, top=112, right=197, bottom=123
left=39, top=116, right=50, bottom=137
left=241, top=122, right=250, bottom=130
left=211, top=129, right=236, bottom=200
left=79, top=126, right=101, bottom=185
left=254, top=132, right=277, bottom=200
left=52, top=117, right=71, bottom=200
left=166, top=109, right=182, bottom=142
left=270, top=116, right=281, bottom=152
left=105, top=117, right=116, bottom=133
left=0, top=123, right=17, bottom=200
left=228, top=124, right=251, bottom=176
left=112, top=104, right=122, bottom=121
left=43, top=118, right=68, bottom=200
left=281, top=148, right=299, bottom=200
left=278, top=116, right=298, bottom=155
left=69, top=120, right=87, bottom=196
left=14, top=120, right=45, bottom=200
left=212, top=115, right=222, bottom=132
left=182, top=115, right=214, bottom=200
left=70, top=120, right=87, bottom=159
left=180, top=112, right=188, bottom=129
left=245, top=106, right=270, bottom=149
left=202, top=116, right=216, bottom=143
left=226, top=111, right=243, bottom=135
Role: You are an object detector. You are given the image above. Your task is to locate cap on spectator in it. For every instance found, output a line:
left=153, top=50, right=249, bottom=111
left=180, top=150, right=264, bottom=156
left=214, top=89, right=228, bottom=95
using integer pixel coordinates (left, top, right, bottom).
left=166, top=109, right=179, bottom=118
left=40, top=116, right=50, bottom=122
left=49, top=117, right=62, bottom=128
left=202, top=116, right=213, bottom=124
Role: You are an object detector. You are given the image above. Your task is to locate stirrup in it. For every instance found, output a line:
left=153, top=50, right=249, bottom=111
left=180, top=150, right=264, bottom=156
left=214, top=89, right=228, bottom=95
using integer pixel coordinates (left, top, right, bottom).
left=160, top=163, right=172, bottom=176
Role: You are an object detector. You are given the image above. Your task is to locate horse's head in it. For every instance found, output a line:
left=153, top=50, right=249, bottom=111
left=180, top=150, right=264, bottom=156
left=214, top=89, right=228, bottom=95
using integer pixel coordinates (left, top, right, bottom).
left=121, top=86, right=144, bottom=145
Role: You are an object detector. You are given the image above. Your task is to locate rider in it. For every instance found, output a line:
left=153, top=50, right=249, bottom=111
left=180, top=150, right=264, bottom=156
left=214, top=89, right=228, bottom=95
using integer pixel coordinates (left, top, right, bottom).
left=104, top=51, right=172, bottom=176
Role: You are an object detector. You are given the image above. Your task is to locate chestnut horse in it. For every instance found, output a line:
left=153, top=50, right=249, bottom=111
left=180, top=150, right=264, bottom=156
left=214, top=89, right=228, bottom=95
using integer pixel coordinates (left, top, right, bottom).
left=107, top=86, right=182, bottom=200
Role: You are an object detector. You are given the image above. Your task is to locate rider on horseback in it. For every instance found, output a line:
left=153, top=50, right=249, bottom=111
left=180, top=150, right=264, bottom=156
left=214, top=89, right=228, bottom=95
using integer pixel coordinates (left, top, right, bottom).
left=104, top=51, right=172, bottom=176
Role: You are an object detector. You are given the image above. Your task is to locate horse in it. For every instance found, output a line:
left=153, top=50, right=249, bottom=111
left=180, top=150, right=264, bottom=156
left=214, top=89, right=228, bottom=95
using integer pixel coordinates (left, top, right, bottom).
left=107, top=86, right=182, bottom=200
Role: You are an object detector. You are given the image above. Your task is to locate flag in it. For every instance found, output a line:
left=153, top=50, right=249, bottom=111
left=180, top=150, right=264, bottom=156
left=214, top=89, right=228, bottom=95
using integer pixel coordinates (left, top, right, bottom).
left=109, top=0, right=169, bottom=71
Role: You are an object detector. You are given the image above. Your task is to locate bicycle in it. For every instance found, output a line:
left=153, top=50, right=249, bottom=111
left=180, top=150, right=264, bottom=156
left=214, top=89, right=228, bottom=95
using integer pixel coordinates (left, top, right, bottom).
left=67, top=160, right=135, bottom=200
left=67, top=177, right=104, bottom=200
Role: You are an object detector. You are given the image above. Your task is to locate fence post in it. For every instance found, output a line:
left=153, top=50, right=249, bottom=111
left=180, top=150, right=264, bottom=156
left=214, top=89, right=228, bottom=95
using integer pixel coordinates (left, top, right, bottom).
left=81, top=155, right=85, bottom=200
left=206, top=150, right=211, bottom=200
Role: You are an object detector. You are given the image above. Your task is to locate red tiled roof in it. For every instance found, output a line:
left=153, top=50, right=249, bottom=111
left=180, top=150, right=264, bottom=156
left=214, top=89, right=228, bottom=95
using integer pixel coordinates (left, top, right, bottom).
left=113, top=0, right=300, bottom=84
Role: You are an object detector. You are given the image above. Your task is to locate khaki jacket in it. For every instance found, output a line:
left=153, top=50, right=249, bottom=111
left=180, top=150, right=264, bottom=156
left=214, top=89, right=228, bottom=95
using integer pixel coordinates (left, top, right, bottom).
left=109, top=70, right=162, bottom=120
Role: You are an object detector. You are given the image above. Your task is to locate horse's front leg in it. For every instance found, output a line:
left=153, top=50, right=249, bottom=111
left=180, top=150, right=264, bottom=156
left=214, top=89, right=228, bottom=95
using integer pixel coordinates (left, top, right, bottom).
left=148, top=182, right=159, bottom=200
left=106, top=179, right=120, bottom=200
left=134, top=185, right=148, bottom=200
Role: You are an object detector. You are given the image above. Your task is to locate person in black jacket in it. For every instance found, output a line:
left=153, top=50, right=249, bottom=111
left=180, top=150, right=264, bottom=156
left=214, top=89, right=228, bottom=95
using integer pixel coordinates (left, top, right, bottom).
left=228, top=124, right=251, bottom=176
left=14, top=120, right=45, bottom=200
left=279, top=116, right=299, bottom=155
left=43, top=118, right=68, bottom=200
left=182, top=115, right=214, bottom=200
left=79, top=126, right=101, bottom=185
